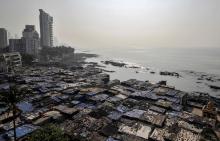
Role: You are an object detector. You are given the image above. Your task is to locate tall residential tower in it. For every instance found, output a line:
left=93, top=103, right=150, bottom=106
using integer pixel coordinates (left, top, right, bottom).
left=39, top=9, right=53, bottom=47
left=0, top=28, right=8, bottom=49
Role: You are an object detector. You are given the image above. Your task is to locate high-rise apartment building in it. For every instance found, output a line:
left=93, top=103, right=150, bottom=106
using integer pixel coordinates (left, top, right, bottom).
left=22, top=25, right=40, bottom=56
left=0, top=28, right=8, bottom=49
left=39, top=9, right=53, bottom=47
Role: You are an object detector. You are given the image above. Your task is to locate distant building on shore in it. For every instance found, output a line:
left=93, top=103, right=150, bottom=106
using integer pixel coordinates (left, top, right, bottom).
left=39, top=9, right=53, bottom=48
left=0, top=28, right=8, bottom=49
left=9, top=25, right=40, bottom=56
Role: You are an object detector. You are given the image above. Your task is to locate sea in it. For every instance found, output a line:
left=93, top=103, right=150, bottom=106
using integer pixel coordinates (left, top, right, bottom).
left=76, top=46, right=220, bottom=98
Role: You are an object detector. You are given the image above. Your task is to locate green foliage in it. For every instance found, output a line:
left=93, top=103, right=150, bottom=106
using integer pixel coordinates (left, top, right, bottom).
left=0, top=84, right=27, bottom=109
left=40, top=46, right=74, bottom=58
left=0, top=84, right=27, bottom=141
left=0, top=55, right=4, bottom=62
left=27, top=124, right=69, bottom=141
left=21, top=53, right=35, bottom=65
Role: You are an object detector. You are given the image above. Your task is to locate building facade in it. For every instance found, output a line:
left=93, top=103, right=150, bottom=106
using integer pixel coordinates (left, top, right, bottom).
left=22, top=25, right=40, bottom=56
left=0, top=28, right=8, bottom=49
left=39, top=9, right=53, bottom=48
left=9, top=39, right=26, bottom=54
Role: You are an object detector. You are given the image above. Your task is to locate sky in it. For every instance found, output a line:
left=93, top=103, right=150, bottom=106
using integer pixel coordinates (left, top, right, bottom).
left=0, top=0, right=219, bottom=49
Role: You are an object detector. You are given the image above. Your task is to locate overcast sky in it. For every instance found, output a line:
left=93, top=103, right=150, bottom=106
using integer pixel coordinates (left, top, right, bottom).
left=0, top=0, right=219, bottom=48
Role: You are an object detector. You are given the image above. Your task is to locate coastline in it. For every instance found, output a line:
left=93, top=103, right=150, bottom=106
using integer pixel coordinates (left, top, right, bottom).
left=76, top=50, right=220, bottom=98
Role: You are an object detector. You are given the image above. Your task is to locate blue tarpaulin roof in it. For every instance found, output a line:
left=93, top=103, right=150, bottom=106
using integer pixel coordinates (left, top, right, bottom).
left=6, top=124, right=38, bottom=139
left=17, top=102, right=33, bottom=113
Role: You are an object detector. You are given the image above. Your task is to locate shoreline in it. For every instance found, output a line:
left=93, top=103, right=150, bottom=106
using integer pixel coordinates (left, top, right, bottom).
left=74, top=51, right=220, bottom=98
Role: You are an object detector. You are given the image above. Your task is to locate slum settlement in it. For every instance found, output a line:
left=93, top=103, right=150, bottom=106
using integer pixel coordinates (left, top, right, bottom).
left=0, top=65, right=220, bottom=141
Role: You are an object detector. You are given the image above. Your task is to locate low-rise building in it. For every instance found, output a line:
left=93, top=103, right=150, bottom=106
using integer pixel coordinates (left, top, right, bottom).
left=118, top=123, right=152, bottom=139
left=0, top=52, right=22, bottom=72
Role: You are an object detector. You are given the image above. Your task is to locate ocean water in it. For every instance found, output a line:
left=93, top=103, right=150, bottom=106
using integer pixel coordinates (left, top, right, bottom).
left=77, top=46, right=220, bottom=97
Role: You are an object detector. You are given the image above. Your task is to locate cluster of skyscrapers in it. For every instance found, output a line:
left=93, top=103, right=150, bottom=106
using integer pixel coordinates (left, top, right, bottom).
left=0, top=9, right=53, bottom=56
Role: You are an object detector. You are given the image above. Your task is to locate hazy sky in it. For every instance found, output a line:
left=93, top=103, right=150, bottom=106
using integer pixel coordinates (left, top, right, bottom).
left=0, top=0, right=219, bottom=48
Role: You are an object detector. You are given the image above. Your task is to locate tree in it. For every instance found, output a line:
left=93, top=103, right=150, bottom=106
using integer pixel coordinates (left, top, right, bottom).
left=21, top=53, right=35, bottom=65
left=0, top=84, right=27, bottom=141
left=27, top=124, right=69, bottom=141
left=40, top=46, right=75, bottom=60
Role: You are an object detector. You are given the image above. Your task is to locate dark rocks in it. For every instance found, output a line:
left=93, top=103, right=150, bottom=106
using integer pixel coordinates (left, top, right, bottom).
left=101, top=60, right=143, bottom=69
left=101, top=60, right=126, bottom=67
left=150, top=71, right=155, bottom=74
left=185, top=70, right=220, bottom=83
left=128, top=66, right=139, bottom=69
left=160, top=71, right=181, bottom=77
left=102, top=69, right=115, bottom=73
left=209, top=85, right=220, bottom=90
left=158, top=81, right=167, bottom=85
